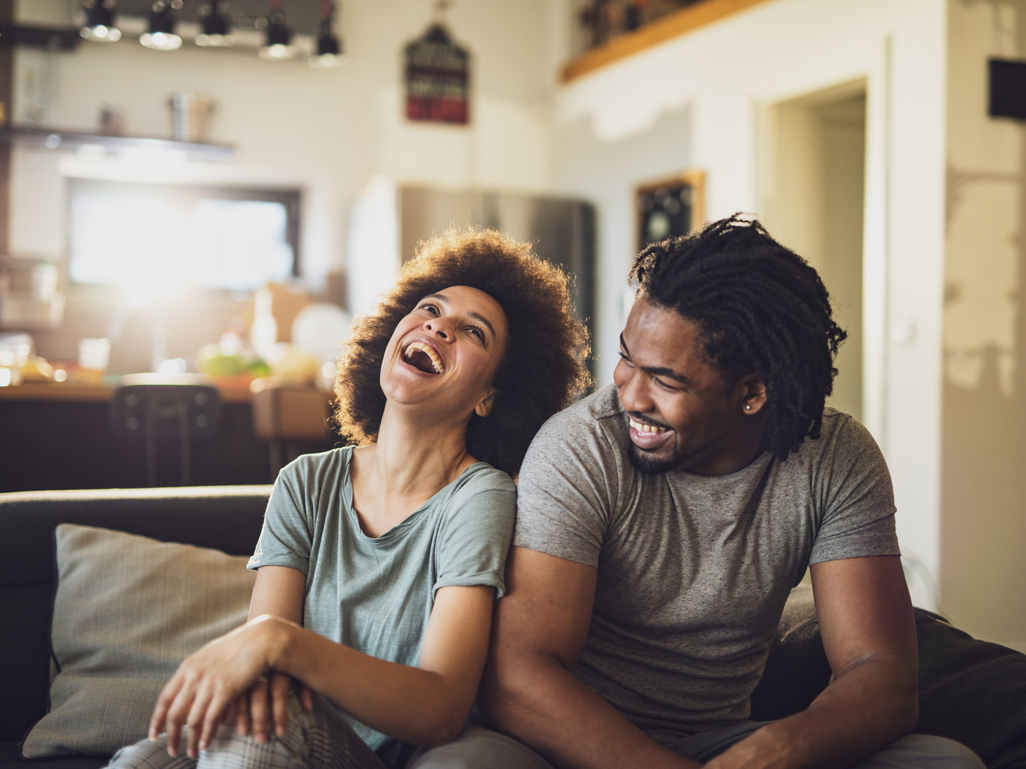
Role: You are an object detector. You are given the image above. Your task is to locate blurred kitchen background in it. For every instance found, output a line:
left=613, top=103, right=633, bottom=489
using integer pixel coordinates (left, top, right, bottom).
left=0, top=0, right=1025, bottom=654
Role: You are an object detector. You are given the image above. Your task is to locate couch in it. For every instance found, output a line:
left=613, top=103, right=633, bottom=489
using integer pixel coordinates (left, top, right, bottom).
left=1, top=487, right=1024, bottom=769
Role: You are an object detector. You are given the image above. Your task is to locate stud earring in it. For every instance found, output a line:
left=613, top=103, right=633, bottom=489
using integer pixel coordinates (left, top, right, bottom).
left=745, top=405, right=752, bottom=411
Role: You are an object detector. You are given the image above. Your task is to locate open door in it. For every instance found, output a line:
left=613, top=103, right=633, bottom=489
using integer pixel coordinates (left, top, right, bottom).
left=759, top=80, right=867, bottom=421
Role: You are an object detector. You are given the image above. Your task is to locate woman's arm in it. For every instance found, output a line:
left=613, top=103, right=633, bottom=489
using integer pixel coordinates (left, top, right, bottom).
left=270, top=582, right=495, bottom=746
left=248, top=564, right=305, bottom=623
left=150, top=580, right=496, bottom=755
left=239, top=566, right=312, bottom=745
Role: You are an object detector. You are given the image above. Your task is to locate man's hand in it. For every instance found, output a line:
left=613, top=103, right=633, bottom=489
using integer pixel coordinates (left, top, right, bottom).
left=228, top=673, right=315, bottom=743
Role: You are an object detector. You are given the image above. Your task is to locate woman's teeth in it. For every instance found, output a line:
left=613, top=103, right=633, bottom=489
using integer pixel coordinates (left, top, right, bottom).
left=629, top=418, right=667, bottom=434
left=404, top=341, right=445, bottom=374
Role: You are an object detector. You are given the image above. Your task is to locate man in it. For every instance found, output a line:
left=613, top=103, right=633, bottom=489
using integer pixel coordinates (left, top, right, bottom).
left=415, top=215, right=982, bottom=769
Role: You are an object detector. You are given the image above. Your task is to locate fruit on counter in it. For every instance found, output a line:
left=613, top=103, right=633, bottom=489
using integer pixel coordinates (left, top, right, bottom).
left=265, top=342, right=320, bottom=383
left=246, top=359, right=271, bottom=378
left=195, top=344, right=247, bottom=377
left=20, top=357, right=56, bottom=383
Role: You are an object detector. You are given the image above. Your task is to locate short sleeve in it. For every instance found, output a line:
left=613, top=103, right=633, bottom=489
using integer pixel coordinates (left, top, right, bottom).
left=513, top=411, right=619, bottom=568
left=247, top=463, right=313, bottom=574
left=808, top=414, right=900, bottom=565
left=432, top=470, right=516, bottom=599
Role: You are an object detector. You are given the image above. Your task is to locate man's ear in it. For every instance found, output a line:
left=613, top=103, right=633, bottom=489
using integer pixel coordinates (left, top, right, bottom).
left=475, top=388, right=498, bottom=418
left=740, top=376, right=767, bottom=415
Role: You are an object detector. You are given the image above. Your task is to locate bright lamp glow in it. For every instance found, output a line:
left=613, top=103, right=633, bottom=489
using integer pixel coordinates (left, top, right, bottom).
left=140, top=30, right=182, bottom=50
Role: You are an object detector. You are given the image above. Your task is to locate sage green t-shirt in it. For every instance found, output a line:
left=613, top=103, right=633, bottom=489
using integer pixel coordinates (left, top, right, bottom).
left=247, top=447, right=516, bottom=753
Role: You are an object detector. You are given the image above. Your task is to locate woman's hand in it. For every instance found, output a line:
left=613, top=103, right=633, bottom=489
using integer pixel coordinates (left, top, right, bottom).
left=150, top=616, right=295, bottom=758
left=229, top=673, right=315, bottom=743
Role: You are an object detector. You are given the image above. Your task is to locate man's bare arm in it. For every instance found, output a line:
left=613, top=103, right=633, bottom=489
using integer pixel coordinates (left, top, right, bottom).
left=481, top=546, right=699, bottom=769
left=706, top=555, right=918, bottom=769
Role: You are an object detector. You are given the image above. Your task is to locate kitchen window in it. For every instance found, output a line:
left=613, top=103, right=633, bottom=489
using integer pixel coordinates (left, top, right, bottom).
left=67, top=179, right=301, bottom=294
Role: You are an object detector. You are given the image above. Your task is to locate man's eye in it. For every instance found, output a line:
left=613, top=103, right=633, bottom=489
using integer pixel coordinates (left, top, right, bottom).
left=469, top=328, right=484, bottom=340
left=618, top=351, right=633, bottom=365
left=419, top=303, right=439, bottom=315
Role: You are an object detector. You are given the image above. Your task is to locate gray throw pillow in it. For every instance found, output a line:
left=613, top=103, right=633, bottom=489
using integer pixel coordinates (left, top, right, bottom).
left=22, top=524, right=256, bottom=758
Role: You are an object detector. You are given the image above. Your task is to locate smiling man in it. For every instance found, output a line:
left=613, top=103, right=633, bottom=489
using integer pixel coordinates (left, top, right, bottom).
left=415, top=216, right=984, bottom=769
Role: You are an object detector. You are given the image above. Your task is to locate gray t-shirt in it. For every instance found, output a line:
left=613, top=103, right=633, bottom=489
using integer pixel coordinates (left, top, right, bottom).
left=515, top=385, right=899, bottom=737
left=248, top=447, right=517, bottom=752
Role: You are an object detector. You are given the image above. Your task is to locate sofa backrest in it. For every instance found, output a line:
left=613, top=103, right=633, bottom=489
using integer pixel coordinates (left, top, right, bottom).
left=0, top=486, right=271, bottom=744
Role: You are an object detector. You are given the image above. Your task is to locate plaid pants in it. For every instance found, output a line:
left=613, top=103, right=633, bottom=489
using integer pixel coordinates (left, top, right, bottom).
left=106, top=693, right=386, bottom=769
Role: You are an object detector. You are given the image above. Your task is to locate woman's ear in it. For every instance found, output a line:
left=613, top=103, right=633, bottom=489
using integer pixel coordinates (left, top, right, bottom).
left=475, top=389, right=498, bottom=418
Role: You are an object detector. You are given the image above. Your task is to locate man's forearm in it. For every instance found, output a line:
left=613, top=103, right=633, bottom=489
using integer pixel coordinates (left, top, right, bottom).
left=482, top=654, right=698, bottom=769
left=709, top=657, right=918, bottom=769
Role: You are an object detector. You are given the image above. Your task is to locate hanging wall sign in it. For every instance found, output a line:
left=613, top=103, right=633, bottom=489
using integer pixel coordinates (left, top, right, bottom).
left=404, top=24, right=470, bottom=125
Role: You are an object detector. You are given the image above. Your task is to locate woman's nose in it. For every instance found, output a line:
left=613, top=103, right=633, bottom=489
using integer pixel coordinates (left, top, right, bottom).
left=425, top=317, right=453, bottom=340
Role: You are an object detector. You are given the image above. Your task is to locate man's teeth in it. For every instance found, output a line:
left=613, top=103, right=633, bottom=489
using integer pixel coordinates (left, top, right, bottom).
left=404, top=341, right=444, bottom=374
left=629, top=418, right=667, bottom=434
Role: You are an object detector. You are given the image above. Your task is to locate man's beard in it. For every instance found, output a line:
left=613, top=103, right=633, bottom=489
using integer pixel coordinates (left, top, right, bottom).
left=627, top=442, right=683, bottom=474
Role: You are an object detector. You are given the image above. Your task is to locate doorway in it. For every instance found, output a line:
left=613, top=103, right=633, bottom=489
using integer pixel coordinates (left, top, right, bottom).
left=759, top=81, right=867, bottom=421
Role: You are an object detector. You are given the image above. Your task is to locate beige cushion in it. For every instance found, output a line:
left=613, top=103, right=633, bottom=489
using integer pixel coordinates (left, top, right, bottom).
left=22, top=524, right=256, bottom=758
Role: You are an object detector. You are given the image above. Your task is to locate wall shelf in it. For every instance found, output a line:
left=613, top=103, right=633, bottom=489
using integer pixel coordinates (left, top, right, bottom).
left=0, top=125, right=234, bottom=161
left=561, top=0, right=776, bottom=83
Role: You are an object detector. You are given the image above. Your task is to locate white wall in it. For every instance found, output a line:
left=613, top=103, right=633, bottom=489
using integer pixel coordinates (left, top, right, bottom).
left=551, top=0, right=950, bottom=611
left=942, top=0, right=1026, bottom=652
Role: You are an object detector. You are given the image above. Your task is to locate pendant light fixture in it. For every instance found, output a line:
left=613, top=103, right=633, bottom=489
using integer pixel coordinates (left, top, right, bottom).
left=196, top=0, right=234, bottom=47
left=258, top=0, right=298, bottom=60
left=80, top=0, right=122, bottom=43
left=140, top=0, right=183, bottom=51
left=309, top=0, right=344, bottom=68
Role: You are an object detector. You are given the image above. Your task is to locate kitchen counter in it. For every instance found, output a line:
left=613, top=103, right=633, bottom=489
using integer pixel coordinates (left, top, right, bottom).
left=0, top=380, right=337, bottom=492
left=0, top=382, right=254, bottom=404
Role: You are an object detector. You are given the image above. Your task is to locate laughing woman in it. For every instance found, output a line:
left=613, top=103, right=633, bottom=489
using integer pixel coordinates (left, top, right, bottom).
left=106, top=229, right=590, bottom=769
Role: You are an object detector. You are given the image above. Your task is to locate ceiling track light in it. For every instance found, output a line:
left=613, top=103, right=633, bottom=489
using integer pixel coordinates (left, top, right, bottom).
left=309, top=0, right=344, bottom=68
left=259, top=2, right=298, bottom=61
left=140, top=0, right=183, bottom=51
left=80, top=0, right=122, bottom=43
left=197, top=1, right=234, bottom=47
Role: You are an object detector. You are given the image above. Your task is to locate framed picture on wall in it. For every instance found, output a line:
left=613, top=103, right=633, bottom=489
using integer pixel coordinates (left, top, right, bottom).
left=635, top=170, right=705, bottom=253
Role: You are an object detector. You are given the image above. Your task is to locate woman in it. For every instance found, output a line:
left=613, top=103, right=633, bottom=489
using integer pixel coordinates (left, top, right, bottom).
left=107, top=229, right=590, bottom=769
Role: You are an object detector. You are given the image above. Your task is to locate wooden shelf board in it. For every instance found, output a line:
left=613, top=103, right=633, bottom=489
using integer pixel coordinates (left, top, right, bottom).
left=562, top=0, right=777, bottom=83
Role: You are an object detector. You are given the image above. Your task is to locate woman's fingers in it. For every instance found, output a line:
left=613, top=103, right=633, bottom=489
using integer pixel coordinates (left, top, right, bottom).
left=300, top=684, right=314, bottom=712
left=270, top=673, right=291, bottom=736
left=149, top=674, right=182, bottom=742
left=198, top=686, right=236, bottom=753
left=185, top=683, right=215, bottom=758
left=249, top=678, right=271, bottom=743
left=234, top=692, right=251, bottom=735
left=162, top=683, right=196, bottom=757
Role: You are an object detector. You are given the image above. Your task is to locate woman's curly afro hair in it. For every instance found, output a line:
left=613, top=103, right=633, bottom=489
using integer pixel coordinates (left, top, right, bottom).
left=334, top=228, right=592, bottom=476
left=629, top=214, right=846, bottom=460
